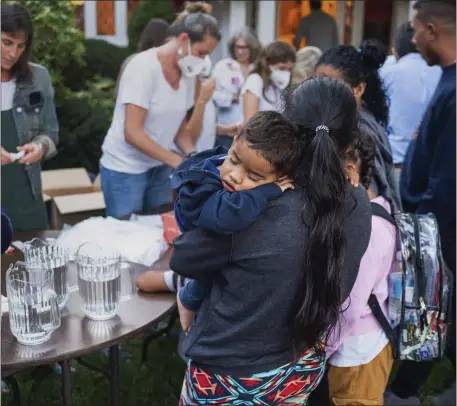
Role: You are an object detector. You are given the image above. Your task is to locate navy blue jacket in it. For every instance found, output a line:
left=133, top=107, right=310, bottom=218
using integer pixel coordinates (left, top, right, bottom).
left=171, top=146, right=282, bottom=235
left=171, top=147, right=282, bottom=311
left=401, top=63, right=456, bottom=247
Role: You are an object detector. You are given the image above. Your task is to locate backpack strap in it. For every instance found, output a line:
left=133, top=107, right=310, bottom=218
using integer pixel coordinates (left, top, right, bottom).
left=371, top=202, right=396, bottom=226
left=368, top=294, right=398, bottom=358
left=369, top=202, right=398, bottom=357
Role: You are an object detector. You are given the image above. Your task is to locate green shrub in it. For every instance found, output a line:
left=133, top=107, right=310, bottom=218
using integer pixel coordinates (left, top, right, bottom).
left=63, top=39, right=130, bottom=91
left=43, top=94, right=111, bottom=174
left=128, top=1, right=175, bottom=51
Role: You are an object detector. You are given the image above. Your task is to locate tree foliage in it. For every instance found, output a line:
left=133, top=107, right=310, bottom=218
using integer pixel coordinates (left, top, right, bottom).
left=128, top=1, right=175, bottom=51
left=10, top=0, right=86, bottom=101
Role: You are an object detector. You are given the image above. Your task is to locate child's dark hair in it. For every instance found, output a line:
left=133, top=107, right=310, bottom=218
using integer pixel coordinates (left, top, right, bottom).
left=237, top=111, right=304, bottom=179
left=251, top=41, right=296, bottom=103
left=316, top=43, right=389, bottom=128
left=346, top=133, right=377, bottom=190
left=282, top=76, right=359, bottom=353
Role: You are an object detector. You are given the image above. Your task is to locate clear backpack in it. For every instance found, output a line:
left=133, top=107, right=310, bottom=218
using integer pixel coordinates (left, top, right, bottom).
left=369, top=202, right=453, bottom=361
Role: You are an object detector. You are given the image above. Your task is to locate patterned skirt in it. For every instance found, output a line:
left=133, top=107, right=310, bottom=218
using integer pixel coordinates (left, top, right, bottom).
left=179, top=345, right=326, bottom=405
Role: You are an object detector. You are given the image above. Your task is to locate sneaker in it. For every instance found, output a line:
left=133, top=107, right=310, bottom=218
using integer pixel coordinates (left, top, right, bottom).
left=384, top=390, right=420, bottom=405
left=431, top=381, right=456, bottom=406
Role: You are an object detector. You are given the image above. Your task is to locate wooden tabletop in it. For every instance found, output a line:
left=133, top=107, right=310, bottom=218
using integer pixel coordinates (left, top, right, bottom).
left=1, top=230, right=175, bottom=371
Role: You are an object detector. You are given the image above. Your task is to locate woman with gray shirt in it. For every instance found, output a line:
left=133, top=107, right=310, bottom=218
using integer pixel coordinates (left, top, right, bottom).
left=171, top=77, right=371, bottom=404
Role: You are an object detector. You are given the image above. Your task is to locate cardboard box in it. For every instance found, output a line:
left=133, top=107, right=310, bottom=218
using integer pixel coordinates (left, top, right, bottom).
left=50, top=192, right=106, bottom=230
left=41, top=168, right=94, bottom=197
left=93, top=174, right=101, bottom=191
left=41, top=168, right=106, bottom=229
left=161, top=211, right=181, bottom=245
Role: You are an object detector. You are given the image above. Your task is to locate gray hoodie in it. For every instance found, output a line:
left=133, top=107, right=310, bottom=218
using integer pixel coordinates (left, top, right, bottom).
left=360, top=110, right=402, bottom=212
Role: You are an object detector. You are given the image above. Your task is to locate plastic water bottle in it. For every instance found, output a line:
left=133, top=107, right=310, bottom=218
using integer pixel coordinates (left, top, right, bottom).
left=404, top=270, right=415, bottom=305
left=389, top=252, right=403, bottom=328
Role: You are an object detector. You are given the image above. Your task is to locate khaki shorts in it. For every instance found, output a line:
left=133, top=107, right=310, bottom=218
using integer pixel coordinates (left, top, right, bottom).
left=327, top=343, right=394, bottom=405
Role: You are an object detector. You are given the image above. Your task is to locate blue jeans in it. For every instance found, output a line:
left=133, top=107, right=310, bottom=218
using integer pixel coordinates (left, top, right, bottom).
left=100, top=165, right=172, bottom=218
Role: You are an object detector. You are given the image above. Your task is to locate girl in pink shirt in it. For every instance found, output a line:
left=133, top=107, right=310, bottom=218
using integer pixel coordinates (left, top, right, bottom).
left=325, top=132, right=396, bottom=405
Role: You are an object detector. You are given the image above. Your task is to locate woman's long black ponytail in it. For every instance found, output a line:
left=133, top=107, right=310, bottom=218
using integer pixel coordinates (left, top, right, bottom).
left=283, top=76, right=359, bottom=353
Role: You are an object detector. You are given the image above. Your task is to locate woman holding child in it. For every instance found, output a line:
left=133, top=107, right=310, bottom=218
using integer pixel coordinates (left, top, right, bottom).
left=168, top=76, right=372, bottom=405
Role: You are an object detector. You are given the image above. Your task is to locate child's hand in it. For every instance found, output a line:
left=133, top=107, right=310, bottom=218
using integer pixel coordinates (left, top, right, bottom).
left=177, top=292, right=194, bottom=333
left=275, top=178, right=295, bottom=192
left=345, top=167, right=359, bottom=187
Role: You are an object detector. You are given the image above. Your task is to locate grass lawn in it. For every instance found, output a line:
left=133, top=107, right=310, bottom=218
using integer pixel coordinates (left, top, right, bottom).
left=2, top=332, right=454, bottom=406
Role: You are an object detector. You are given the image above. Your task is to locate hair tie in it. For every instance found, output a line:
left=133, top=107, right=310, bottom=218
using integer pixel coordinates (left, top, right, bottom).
left=315, top=125, right=329, bottom=134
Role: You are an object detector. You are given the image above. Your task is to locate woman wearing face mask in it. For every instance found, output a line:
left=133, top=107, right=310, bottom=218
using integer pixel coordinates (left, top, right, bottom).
left=242, top=41, right=296, bottom=123
left=211, top=27, right=261, bottom=149
left=100, top=1, right=221, bottom=219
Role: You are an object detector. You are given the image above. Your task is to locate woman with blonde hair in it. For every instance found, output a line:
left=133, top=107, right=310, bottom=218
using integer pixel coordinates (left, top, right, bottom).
left=291, top=46, right=322, bottom=87
left=212, top=27, right=261, bottom=148
left=242, top=41, right=296, bottom=123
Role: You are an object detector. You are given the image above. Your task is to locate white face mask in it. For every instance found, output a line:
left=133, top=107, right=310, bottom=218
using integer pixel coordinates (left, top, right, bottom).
left=178, top=41, right=206, bottom=78
left=198, top=56, right=212, bottom=79
left=270, top=69, right=291, bottom=91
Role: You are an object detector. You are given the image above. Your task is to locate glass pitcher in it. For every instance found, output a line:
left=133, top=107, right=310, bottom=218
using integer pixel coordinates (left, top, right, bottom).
left=6, top=262, right=61, bottom=346
left=75, top=243, right=136, bottom=321
left=24, top=238, right=75, bottom=310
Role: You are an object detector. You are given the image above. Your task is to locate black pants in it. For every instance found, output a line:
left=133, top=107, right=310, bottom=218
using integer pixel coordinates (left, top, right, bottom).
left=390, top=239, right=456, bottom=398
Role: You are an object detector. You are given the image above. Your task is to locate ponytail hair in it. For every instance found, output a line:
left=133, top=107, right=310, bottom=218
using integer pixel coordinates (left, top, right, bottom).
left=345, top=132, right=377, bottom=190
left=283, top=76, right=359, bottom=353
left=168, top=1, right=221, bottom=42
left=316, top=44, right=389, bottom=128
left=252, top=41, right=296, bottom=103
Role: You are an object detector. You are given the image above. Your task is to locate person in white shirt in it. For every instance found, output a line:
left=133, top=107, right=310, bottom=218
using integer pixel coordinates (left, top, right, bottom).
left=379, top=22, right=442, bottom=169
left=242, top=41, right=296, bottom=123
left=211, top=27, right=261, bottom=149
left=99, top=2, right=220, bottom=218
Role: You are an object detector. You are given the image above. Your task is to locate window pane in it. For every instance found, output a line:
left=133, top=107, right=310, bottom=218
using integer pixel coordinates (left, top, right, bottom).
left=96, top=0, right=115, bottom=36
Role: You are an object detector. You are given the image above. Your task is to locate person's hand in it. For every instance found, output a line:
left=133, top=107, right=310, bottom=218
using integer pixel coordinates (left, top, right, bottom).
left=345, top=166, right=359, bottom=187
left=168, top=152, right=184, bottom=169
left=177, top=292, right=194, bottom=333
left=198, top=77, right=216, bottom=104
left=17, top=143, right=43, bottom=164
left=275, top=177, right=295, bottom=192
left=1, top=148, right=13, bottom=165
left=227, top=123, right=241, bottom=138
left=232, top=92, right=240, bottom=103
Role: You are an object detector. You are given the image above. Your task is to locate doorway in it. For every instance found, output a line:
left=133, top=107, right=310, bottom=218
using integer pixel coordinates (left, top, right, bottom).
left=363, top=0, right=394, bottom=47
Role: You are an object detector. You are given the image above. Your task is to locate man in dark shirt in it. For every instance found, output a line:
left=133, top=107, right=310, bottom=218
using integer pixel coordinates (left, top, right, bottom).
left=387, top=1, right=456, bottom=405
left=293, top=0, right=338, bottom=52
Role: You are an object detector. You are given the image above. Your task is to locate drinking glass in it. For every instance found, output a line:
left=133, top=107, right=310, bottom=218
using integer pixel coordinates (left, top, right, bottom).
left=24, top=238, right=75, bottom=310
left=75, top=243, right=136, bottom=321
left=6, top=262, right=61, bottom=345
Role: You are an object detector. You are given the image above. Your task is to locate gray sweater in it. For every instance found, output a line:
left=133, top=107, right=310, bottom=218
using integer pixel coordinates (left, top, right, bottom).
left=170, top=186, right=371, bottom=376
left=360, top=110, right=402, bottom=212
